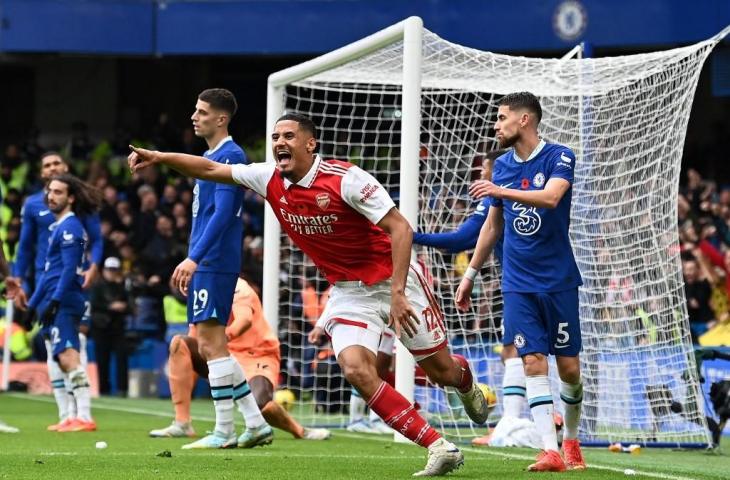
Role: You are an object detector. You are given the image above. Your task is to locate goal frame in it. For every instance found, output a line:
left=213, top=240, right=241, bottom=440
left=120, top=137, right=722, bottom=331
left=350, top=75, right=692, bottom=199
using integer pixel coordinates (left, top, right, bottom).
left=264, top=18, right=425, bottom=433
left=264, top=16, right=730, bottom=448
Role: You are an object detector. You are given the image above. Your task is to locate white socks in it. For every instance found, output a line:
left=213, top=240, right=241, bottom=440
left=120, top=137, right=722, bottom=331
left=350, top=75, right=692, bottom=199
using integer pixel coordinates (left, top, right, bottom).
left=78, top=333, right=88, bottom=369
left=560, top=380, right=583, bottom=440
left=230, top=357, right=265, bottom=429
left=208, top=357, right=236, bottom=437
left=68, top=367, right=92, bottom=421
left=502, top=357, right=527, bottom=417
left=46, top=340, right=69, bottom=422
left=526, top=375, right=558, bottom=452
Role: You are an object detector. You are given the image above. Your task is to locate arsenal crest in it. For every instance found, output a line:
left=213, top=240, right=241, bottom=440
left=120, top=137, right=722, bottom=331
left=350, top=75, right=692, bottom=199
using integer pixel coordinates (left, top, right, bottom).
left=316, top=193, right=331, bottom=210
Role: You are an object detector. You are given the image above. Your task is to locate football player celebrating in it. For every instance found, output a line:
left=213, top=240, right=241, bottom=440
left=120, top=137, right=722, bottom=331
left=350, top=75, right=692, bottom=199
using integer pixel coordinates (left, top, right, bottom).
left=129, top=113, right=492, bottom=476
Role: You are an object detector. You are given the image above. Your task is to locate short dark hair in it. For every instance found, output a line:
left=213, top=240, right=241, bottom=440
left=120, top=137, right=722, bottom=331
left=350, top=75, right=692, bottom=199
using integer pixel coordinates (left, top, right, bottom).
left=49, top=173, right=102, bottom=217
left=276, top=112, right=317, bottom=139
left=198, top=88, right=238, bottom=117
left=40, top=151, right=65, bottom=163
left=499, top=92, right=542, bottom=123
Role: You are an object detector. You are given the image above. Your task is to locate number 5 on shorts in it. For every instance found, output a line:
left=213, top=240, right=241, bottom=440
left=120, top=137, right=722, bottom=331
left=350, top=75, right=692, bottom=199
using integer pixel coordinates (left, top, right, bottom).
left=555, top=322, right=570, bottom=348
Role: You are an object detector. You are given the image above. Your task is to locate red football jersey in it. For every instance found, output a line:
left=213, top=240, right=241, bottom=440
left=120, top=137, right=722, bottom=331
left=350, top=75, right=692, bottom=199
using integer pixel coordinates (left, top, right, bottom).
left=232, top=156, right=396, bottom=285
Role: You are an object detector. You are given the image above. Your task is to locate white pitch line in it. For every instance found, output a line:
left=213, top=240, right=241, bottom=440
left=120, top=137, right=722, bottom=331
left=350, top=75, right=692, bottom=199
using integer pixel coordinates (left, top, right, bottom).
left=2, top=451, right=431, bottom=460
left=329, top=432, right=700, bottom=480
left=9, top=394, right=700, bottom=480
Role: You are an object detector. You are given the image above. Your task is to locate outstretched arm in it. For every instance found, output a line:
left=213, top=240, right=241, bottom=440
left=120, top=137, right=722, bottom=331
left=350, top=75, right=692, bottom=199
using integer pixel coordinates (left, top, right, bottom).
left=413, top=212, right=485, bottom=253
left=470, top=177, right=570, bottom=209
left=128, top=145, right=236, bottom=185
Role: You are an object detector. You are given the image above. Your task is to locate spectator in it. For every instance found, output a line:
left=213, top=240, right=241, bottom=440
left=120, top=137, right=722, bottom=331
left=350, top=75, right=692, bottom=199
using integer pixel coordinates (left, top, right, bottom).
left=683, top=258, right=715, bottom=342
left=139, top=214, right=187, bottom=281
left=90, top=257, right=131, bottom=396
left=67, top=121, right=93, bottom=162
left=131, top=184, right=159, bottom=250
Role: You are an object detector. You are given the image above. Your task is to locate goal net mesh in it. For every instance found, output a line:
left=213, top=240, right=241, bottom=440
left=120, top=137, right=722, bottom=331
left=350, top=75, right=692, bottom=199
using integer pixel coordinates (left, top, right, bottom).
left=272, top=28, right=719, bottom=445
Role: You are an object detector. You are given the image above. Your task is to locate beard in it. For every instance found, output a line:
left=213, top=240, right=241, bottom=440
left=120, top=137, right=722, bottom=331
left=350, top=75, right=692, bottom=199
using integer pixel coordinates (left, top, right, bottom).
left=48, top=202, right=67, bottom=214
left=498, top=133, right=518, bottom=149
left=278, top=168, right=293, bottom=180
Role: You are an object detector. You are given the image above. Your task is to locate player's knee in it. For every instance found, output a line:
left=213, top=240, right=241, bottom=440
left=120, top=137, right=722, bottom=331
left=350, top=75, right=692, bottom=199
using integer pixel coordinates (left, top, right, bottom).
left=342, top=363, right=377, bottom=392
left=501, top=344, right=518, bottom=362
left=522, top=353, right=547, bottom=376
left=196, top=338, right=216, bottom=361
left=557, top=359, right=581, bottom=384
left=425, top=362, right=454, bottom=386
left=57, top=354, right=77, bottom=373
left=250, top=377, right=273, bottom=409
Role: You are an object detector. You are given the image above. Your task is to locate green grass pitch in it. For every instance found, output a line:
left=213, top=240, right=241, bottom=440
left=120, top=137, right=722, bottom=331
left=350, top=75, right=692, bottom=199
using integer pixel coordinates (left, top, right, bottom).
left=1, top=393, right=728, bottom=479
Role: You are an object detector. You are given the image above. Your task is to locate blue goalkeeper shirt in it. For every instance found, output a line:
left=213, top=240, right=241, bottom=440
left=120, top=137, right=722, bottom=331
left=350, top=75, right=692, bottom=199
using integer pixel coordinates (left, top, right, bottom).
left=14, top=190, right=103, bottom=287
left=413, top=198, right=503, bottom=264
left=490, top=141, right=582, bottom=293
left=28, top=212, right=86, bottom=311
left=188, top=136, right=248, bottom=273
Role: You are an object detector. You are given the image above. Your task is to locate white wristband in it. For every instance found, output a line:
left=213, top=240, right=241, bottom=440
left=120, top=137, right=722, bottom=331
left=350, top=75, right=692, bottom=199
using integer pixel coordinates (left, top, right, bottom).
left=464, top=266, right=478, bottom=282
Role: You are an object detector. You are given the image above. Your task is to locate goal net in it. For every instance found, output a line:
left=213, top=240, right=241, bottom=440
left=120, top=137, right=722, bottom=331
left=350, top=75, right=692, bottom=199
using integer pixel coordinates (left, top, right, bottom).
left=267, top=17, right=726, bottom=446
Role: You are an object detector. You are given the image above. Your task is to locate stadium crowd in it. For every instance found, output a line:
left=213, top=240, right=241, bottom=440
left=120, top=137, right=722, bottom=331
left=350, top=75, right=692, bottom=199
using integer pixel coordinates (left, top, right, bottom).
left=0, top=121, right=266, bottom=395
left=1, top=122, right=729, bottom=399
left=679, top=168, right=730, bottom=345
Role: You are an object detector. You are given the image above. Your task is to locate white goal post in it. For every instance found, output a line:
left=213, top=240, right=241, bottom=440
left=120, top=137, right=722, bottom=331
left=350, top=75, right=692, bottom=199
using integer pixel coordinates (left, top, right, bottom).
left=265, top=16, right=730, bottom=447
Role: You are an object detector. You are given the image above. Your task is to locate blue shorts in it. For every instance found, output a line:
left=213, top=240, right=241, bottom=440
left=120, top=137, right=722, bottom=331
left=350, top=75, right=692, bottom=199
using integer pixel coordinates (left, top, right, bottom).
left=48, top=310, right=83, bottom=360
left=503, top=288, right=581, bottom=357
left=187, top=271, right=238, bottom=325
left=80, top=291, right=91, bottom=329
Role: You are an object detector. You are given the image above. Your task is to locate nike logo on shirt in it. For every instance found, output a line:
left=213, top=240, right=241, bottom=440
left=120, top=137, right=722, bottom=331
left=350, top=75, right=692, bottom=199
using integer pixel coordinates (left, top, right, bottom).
left=39, top=210, right=51, bottom=216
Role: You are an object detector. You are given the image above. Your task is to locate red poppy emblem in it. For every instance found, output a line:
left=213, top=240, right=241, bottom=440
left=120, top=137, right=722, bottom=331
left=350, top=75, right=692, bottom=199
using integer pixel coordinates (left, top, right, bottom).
left=521, top=178, right=530, bottom=189
left=316, top=193, right=331, bottom=210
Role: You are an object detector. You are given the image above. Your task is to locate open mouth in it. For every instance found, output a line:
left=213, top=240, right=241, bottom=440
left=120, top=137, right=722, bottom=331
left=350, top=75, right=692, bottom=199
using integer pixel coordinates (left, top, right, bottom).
left=276, top=150, right=292, bottom=166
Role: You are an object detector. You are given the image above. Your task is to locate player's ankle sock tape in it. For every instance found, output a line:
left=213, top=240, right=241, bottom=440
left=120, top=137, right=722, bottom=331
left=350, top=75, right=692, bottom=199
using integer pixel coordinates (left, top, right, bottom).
left=560, top=380, right=583, bottom=404
left=560, top=380, right=583, bottom=440
left=70, top=368, right=90, bottom=389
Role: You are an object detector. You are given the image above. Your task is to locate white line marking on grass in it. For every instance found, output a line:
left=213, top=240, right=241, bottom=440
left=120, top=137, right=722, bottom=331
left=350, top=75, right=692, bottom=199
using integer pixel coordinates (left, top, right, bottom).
left=17, top=452, right=441, bottom=460
left=341, top=431, right=700, bottom=480
left=9, top=394, right=699, bottom=480
left=7, top=393, right=217, bottom=422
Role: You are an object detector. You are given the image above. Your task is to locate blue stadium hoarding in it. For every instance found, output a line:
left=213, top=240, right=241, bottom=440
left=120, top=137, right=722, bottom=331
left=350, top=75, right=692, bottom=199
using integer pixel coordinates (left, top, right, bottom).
left=0, top=0, right=727, bottom=55
left=0, top=0, right=154, bottom=54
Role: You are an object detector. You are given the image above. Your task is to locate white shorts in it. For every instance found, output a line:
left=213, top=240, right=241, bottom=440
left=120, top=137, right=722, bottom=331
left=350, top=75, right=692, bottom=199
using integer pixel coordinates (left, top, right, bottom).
left=322, top=263, right=447, bottom=361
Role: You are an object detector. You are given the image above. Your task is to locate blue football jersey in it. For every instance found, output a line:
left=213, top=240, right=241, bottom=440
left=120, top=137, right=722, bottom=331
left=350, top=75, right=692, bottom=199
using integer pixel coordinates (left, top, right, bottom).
left=490, top=141, right=582, bottom=293
left=189, top=136, right=248, bottom=273
left=28, top=212, right=86, bottom=312
left=13, top=191, right=49, bottom=280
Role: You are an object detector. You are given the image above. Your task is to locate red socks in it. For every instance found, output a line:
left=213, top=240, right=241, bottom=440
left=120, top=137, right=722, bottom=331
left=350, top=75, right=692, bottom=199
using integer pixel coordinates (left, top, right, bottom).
left=367, top=381, right=441, bottom=448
